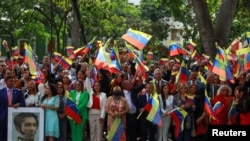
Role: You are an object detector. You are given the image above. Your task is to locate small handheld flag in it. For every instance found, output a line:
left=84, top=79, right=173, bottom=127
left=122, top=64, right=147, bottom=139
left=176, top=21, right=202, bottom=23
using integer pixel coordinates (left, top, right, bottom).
left=65, top=98, right=82, bottom=124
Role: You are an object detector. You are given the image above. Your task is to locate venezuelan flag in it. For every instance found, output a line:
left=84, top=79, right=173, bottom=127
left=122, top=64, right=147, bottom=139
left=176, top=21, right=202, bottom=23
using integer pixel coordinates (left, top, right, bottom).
left=200, top=53, right=210, bottom=63
left=65, top=98, right=82, bottom=124
left=53, top=52, right=62, bottom=60
left=213, top=101, right=224, bottom=115
left=231, top=38, right=240, bottom=53
left=121, top=28, right=152, bottom=50
left=175, top=61, right=188, bottom=84
left=94, top=40, right=120, bottom=74
left=12, top=46, right=19, bottom=56
left=185, top=94, right=194, bottom=105
left=69, top=36, right=96, bottom=59
left=191, top=50, right=200, bottom=61
left=246, top=31, right=250, bottom=44
left=159, top=58, right=168, bottom=65
left=228, top=101, right=238, bottom=125
left=66, top=46, right=74, bottom=53
left=24, top=43, right=37, bottom=76
left=204, top=91, right=217, bottom=120
left=198, top=72, right=207, bottom=85
left=59, top=56, right=72, bottom=69
left=106, top=117, right=125, bottom=141
left=244, top=52, right=250, bottom=70
left=169, top=107, right=187, bottom=137
left=169, top=43, right=189, bottom=57
left=216, top=46, right=226, bottom=62
left=225, top=65, right=235, bottom=84
left=146, top=93, right=162, bottom=127
left=147, top=51, right=153, bottom=60
left=212, top=57, right=226, bottom=81
left=110, top=46, right=121, bottom=71
left=186, top=41, right=196, bottom=51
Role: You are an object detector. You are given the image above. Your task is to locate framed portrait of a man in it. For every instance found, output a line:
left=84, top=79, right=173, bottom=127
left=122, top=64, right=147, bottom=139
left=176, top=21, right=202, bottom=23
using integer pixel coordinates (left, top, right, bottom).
left=8, top=107, right=44, bottom=141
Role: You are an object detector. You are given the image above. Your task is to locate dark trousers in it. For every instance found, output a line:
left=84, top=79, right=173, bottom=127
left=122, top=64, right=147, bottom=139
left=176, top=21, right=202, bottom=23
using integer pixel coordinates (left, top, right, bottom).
left=139, top=117, right=156, bottom=141
left=126, top=113, right=138, bottom=141
left=0, top=118, right=7, bottom=141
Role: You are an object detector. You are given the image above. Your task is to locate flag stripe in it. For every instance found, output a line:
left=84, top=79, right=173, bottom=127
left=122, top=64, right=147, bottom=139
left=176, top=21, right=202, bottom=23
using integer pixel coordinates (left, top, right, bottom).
left=121, top=28, right=152, bottom=50
left=65, top=98, right=82, bottom=124
left=122, top=34, right=146, bottom=50
left=169, top=107, right=187, bottom=137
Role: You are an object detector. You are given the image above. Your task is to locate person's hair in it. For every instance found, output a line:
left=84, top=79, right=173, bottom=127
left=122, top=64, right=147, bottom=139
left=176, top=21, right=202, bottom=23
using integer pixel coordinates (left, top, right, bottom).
left=62, top=74, right=72, bottom=84
left=160, top=83, right=170, bottom=110
left=217, top=84, right=232, bottom=95
left=4, top=75, right=14, bottom=82
left=3, top=69, right=12, bottom=76
left=236, top=85, right=250, bottom=113
left=77, top=70, right=86, bottom=79
left=27, top=79, right=38, bottom=94
left=41, top=83, right=57, bottom=102
left=189, top=84, right=197, bottom=93
left=42, top=63, right=50, bottom=70
left=92, top=81, right=101, bottom=93
left=74, top=80, right=84, bottom=91
left=178, top=83, right=189, bottom=93
left=234, top=85, right=246, bottom=95
left=56, top=80, right=66, bottom=95
left=153, top=68, right=162, bottom=75
left=13, top=113, right=38, bottom=130
left=111, top=86, right=124, bottom=96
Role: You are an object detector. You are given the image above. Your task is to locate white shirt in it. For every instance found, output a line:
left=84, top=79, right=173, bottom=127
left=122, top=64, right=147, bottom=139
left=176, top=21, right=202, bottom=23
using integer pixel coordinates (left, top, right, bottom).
left=123, top=90, right=136, bottom=114
left=0, top=79, right=6, bottom=90
left=76, top=91, right=81, bottom=105
left=25, top=92, right=43, bottom=106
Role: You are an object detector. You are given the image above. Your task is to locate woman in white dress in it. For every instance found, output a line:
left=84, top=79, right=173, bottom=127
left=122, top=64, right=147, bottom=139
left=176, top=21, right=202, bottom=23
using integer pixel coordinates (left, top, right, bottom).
left=157, top=83, right=174, bottom=141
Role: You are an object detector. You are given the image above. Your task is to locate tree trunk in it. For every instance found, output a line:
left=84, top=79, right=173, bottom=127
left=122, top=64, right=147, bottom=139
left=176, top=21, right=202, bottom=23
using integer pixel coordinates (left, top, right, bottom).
left=192, top=0, right=217, bottom=60
left=71, top=0, right=87, bottom=45
left=71, top=12, right=81, bottom=48
left=214, top=0, right=238, bottom=48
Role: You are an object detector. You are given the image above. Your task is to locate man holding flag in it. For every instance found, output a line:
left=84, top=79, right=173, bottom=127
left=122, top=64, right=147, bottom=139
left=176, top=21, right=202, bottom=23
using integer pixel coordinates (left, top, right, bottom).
left=137, top=82, right=158, bottom=141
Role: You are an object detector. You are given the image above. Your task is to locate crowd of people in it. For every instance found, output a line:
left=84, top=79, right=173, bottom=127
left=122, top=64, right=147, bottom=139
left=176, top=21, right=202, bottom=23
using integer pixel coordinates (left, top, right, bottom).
left=0, top=47, right=250, bottom=141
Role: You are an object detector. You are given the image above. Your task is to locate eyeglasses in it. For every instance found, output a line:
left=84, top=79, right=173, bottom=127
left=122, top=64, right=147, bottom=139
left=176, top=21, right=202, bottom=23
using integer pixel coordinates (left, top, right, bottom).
left=0, top=65, right=6, bottom=67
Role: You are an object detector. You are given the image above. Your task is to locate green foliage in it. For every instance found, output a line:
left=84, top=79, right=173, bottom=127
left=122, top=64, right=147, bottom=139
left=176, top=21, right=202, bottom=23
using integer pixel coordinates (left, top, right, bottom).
left=0, top=0, right=249, bottom=57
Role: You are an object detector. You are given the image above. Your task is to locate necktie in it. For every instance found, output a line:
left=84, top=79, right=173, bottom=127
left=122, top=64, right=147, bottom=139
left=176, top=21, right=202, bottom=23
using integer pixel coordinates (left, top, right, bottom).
left=211, top=85, right=215, bottom=98
left=128, top=92, right=136, bottom=113
left=157, top=81, right=160, bottom=93
left=148, top=94, right=151, bottom=103
left=8, top=89, right=12, bottom=106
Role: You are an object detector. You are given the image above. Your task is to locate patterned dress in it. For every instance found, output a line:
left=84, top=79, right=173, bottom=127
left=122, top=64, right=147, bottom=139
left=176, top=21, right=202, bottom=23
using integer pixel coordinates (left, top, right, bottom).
left=105, top=96, right=129, bottom=141
left=43, top=96, right=60, bottom=138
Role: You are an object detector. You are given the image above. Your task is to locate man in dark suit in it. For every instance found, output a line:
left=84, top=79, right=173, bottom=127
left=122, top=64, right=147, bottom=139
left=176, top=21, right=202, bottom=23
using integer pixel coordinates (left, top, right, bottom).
left=150, top=68, right=168, bottom=94
left=187, top=71, right=206, bottom=95
left=122, top=80, right=145, bottom=141
left=0, top=76, right=26, bottom=141
left=206, top=73, right=220, bottom=99
left=138, top=82, right=157, bottom=141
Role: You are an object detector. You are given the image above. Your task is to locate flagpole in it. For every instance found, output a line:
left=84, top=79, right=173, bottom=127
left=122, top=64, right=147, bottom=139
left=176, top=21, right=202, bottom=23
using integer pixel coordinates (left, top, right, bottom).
left=57, top=56, right=63, bottom=65
left=136, top=111, right=143, bottom=119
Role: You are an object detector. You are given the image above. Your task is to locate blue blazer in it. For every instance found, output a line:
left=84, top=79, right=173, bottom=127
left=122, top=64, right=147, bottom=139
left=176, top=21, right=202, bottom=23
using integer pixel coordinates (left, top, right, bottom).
left=0, top=87, right=25, bottom=141
left=0, top=88, right=25, bottom=121
left=137, top=94, right=150, bottom=119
